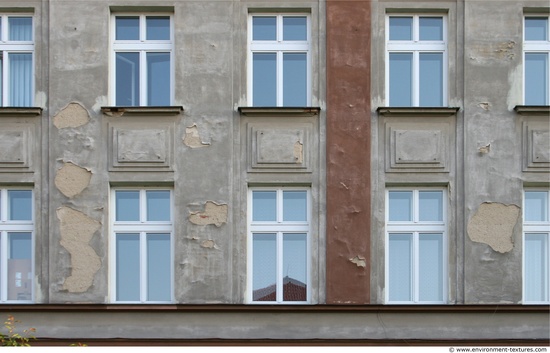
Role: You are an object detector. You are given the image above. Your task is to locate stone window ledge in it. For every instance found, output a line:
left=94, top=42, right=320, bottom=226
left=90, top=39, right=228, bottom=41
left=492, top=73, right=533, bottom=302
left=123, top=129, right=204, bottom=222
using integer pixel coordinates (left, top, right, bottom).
left=0, top=107, right=42, bottom=117
left=377, top=107, right=460, bottom=117
left=514, top=105, right=550, bottom=116
left=101, top=106, right=183, bottom=117
left=238, top=107, right=321, bottom=117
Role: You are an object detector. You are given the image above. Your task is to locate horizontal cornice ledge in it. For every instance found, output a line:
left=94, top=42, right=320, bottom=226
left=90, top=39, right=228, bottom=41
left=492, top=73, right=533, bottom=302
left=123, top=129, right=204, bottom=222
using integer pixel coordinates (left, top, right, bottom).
left=238, top=107, right=321, bottom=117
left=514, top=105, right=550, bottom=116
left=0, top=107, right=43, bottom=117
left=377, top=107, right=460, bottom=117
left=101, top=106, right=183, bottom=117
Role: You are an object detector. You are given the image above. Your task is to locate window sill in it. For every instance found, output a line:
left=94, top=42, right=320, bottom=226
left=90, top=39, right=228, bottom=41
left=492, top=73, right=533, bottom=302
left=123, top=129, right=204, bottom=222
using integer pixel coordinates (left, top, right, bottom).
left=238, top=107, right=321, bottom=117
left=377, top=107, right=460, bottom=117
left=514, top=105, right=550, bottom=116
left=0, top=107, right=43, bottom=117
left=101, top=106, right=183, bottom=117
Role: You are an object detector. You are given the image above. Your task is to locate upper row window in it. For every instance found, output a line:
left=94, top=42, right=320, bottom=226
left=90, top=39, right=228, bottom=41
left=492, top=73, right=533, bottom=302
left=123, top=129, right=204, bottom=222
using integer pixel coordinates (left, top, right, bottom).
left=111, top=14, right=173, bottom=107
left=248, top=14, right=311, bottom=107
left=524, top=16, right=550, bottom=105
left=386, top=15, right=447, bottom=107
left=0, top=15, right=33, bottom=107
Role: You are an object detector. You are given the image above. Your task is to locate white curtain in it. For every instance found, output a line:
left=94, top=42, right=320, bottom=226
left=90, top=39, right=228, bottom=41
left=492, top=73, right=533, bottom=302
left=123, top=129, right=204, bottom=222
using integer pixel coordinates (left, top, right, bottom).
left=9, top=53, right=32, bottom=106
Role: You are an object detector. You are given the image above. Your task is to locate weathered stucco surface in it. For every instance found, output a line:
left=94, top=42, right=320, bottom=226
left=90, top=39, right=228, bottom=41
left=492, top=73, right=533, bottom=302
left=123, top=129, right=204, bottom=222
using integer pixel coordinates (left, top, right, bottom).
left=467, top=202, right=519, bottom=253
left=57, top=206, right=101, bottom=293
left=54, top=162, right=92, bottom=198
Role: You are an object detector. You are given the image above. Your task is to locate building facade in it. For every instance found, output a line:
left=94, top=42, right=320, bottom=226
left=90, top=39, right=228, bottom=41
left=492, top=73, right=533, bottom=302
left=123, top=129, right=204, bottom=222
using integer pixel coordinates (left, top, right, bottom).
left=0, top=0, right=547, bottom=345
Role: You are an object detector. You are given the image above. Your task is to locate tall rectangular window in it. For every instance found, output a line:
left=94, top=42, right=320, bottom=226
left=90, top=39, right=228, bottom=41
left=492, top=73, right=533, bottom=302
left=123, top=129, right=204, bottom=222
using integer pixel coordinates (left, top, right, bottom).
left=0, top=189, right=33, bottom=303
left=523, top=190, right=550, bottom=304
left=0, top=15, right=34, bottom=107
left=248, top=188, right=310, bottom=303
left=386, top=189, right=447, bottom=304
left=524, top=16, right=550, bottom=105
left=248, top=14, right=311, bottom=107
left=111, top=14, right=173, bottom=106
left=386, top=15, right=447, bottom=107
left=111, top=189, right=173, bottom=303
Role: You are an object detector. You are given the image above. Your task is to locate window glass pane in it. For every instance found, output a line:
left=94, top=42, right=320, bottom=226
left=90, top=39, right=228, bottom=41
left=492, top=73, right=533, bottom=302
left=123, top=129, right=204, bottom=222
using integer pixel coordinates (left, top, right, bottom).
left=9, top=17, right=32, bottom=41
left=253, top=53, right=277, bottom=106
left=283, top=233, right=307, bottom=301
left=8, top=53, right=32, bottom=107
left=252, top=233, right=277, bottom=301
left=252, top=16, right=276, bottom=40
left=388, top=191, right=412, bottom=221
left=147, top=233, right=171, bottom=301
left=116, top=52, right=140, bottom=106
left=283, top=53, right=307, bottom=106
left=389, top=53, right=412, bottom=106
left=115, top=191, right=140, bottom=221
left=525, top=17, right=548, bottom=41
left=388, top=233, right=412, bottom=301
left=116, top=234, right=140, bottom=301
left=146, top=190, right=170, bottom=221
left=283, top=17, right=307, bottom=41
left=283, top=191, right=307, bottom=222
left=389, top=17, right=412, bottom=40
left=252, top=191, right=276, bottom=222
left=524, top=233, right=549, bottom=302
left=525, top=53, right=548, bottom=105
left=116, top=16, right=139, bottom=40
left=8, top=190, right=32, bottom=221
left=419, top=191, right=443, bottom=222
left=419, top=17, right=443, bottom=41
left=419, top=233, right=444, bottom=302
left=525, top=191, right=548, bottom=222
left=147, top=52, right=170, bottom=106
left=7, top=233, right=32, bottom=301
left=146, top=16, right=170, bottom=40
left=419, top=53, right=443, bottom=106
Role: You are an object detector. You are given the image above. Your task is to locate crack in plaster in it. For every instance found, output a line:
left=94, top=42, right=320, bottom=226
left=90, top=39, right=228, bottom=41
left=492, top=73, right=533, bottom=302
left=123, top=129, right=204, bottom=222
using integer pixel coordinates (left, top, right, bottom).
left=189, top=201, right=228, bottom=227
left=467, top=202, right=519, bottom=253
left=54, top=162, right=92, bottom=198
left=57, top=206, right=101, bottom=293
left=53, top=102, right=90, bottom=129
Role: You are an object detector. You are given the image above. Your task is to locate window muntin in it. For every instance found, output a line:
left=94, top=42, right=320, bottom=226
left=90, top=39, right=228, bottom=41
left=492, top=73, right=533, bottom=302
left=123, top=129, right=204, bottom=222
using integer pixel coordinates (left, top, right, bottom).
left=0, top=15, right=33, bottom=107
left=248, top=188, right=310, bottom=304
left=523, top=190, right=550, bottom=304
left=524, top=16, right=550, bottom=105
left=111, top=14, right=173, bottom=106
left=386, top=189, right=447, bottom=304
left=0, top=189, right=33, bottom=303
left=248, top=14, right=311, bottom=107
left=386, top=15, right=447, bottom=107
left=111, top=189, right=173, bottom=303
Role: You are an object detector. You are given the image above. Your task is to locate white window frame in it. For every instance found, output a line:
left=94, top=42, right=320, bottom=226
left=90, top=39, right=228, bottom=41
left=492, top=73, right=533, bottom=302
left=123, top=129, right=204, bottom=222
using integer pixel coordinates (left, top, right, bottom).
left=523, top=15, right=550, bottom=105
left=110, top=188, right=174, bottom=303
left=247, top=187, right=311, bottom=304
left=110, top=13, right=174, bottom=106
left=385, top=188, right=447, bottom=304
left=523, top=189, right=550, bottom=304
left=0, top=188, right=34, bottom=303
left=247, top=13, right=312, bottom=107
left=0, top=14, right=34, bottom=107
left=385, top=14, right=448, bottom=107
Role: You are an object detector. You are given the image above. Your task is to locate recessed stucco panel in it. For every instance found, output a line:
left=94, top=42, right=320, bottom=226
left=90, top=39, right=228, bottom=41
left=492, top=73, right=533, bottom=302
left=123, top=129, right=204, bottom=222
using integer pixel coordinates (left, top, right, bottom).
left=256, top=129, right=304, bottom=164
left=0, top=130, right=25, bottom=164
left=116, top=129, right=167, bottom=163
left=394, top=130, right=442, bottom=164
left=56, top=207, right=101, bottom=293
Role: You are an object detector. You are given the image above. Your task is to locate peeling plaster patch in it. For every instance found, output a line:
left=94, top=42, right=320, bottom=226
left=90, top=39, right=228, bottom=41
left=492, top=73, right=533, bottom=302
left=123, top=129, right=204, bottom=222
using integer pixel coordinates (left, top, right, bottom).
left=494, top=40, right=516, bottom=60
left=200, top=240, right=217, bottom=249
left=183, top=124, right=211, bottom=148
left=467, top=202, right=519, bottom=253
left=478, top=102, right=491, bottom=111
left=189, top=201, right=228, bottom=227
left=56, top=206, right=101, bottom=293
left=293, top=141, right=304, bottom=164
left=55, top=162, right=92, bottom=198
left=349, top=256, right=366, bottom=268
left=53, top=102, right=90, bottom=129
left=478, top=143, right=491, bottom=154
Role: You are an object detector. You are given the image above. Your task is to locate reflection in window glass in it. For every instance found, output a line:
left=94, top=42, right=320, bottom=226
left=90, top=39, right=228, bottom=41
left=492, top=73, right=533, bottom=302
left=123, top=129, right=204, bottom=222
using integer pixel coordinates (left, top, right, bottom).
left=253, top=233, right=277, bottom=301
left=7, top=233, right=32, bottom=301
left=116, top=52, right=140, bottom=106
left=283, top=233, right=307, bottom=301
left=147, top=52, right=170, bottom=106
